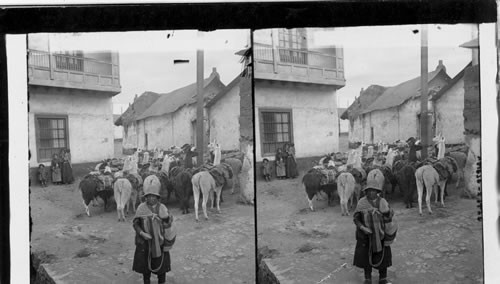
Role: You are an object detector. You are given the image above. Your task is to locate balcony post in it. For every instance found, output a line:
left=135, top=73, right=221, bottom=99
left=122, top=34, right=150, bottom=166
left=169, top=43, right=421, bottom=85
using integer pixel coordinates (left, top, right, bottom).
left=271, top=29, right=278, bottom=74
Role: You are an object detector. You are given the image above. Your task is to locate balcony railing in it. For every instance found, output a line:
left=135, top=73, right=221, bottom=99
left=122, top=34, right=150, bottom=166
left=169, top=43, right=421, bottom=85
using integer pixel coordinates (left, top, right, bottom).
left=254, top=43, right=345, bottom=85
left=28, top=49, right=120, bottom=93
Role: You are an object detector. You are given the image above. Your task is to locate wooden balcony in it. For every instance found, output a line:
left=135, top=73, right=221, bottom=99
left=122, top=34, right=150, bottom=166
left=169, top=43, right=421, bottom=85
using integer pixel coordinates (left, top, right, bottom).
left=254, top=43, right=346, bottom=87
left=28, top=50, right=121, bottom=95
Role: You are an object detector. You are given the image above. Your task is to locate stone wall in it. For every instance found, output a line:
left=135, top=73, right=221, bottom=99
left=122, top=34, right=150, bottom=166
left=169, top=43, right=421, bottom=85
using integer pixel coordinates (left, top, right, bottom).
left=238, top=75, right=254, bottom=204
left=239, top=76, right=253, bottom=152
left=463, top=65, right=480, bottom=136
left=255, top=155, right=323, bottom=181
left=463, top=64, right=480, bottom=197
left=30, top=161, right=100, bottom=186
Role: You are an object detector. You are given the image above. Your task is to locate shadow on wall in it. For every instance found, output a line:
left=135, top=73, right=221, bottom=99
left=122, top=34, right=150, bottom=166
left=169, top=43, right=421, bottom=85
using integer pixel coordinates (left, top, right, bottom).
left=255, top=156, right=323, bottom=182
left=29, top=162, right=100, bottom=187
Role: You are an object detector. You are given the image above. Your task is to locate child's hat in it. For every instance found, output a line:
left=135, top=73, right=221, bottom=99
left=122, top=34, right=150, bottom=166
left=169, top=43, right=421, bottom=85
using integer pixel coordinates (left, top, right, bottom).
left=363, top=179, right=383, bottom=192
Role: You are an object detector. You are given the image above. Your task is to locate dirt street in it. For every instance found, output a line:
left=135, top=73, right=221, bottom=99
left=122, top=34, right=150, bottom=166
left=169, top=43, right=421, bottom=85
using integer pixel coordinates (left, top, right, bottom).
left=257, top=174, right=483, bottom=284
left=31, top=176, right=256, bottom=284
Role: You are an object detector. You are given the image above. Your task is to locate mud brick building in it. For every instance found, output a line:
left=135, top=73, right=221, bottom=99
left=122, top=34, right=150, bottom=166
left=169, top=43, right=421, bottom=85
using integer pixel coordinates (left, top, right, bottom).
left=117, top=67, right=252, bottom=156
left=28, top=34, right=121, bottom=168
left=460, top=37, right=480, bottom=196
left=344, top=61, right=451, bottom=144
left=253, top=28, right=346, bottom=169
left=121, top=68, right=225, bottom=151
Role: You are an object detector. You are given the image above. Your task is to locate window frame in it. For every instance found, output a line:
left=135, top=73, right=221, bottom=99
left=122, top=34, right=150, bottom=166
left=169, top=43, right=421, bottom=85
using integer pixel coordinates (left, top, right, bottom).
left=277, top=29, right=308, bottom=65
left=34, top=114, right=70, bottom=163
left=259, top=108, right=294, bottom=157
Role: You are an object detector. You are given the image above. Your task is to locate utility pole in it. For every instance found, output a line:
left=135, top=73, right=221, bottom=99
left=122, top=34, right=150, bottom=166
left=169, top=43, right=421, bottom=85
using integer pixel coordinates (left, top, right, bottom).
left=196, top=32, right=205, bottom=165
left=420, top=24, right=429, bottom=159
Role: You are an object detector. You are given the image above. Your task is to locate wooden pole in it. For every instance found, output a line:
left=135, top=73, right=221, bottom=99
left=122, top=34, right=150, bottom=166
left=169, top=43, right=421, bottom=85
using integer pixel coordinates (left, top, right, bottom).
left=196, top=32, right=205, bottom=165
left=420, top=24, right=428, bottom=159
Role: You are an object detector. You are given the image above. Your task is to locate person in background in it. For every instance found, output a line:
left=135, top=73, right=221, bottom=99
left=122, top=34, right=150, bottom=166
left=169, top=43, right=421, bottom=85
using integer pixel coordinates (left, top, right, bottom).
left=262, top=158, right=272, bottom=181
left=38, top=164, right=48, bottom=187
left=208, top=143, right=216, bottom=164
left=285, top=143, right=298, bottom=178
left=353, top=180, right=397, bottom=284
left=406, top=137, right=422, bottom=163
left=275, top=148, right=286, bottom=180
left=132, top=180, right=172, bottom=284
left=61, top=149, right=74, bottom=184
left=51, top=154, right=62, bottom=185
left=182, top=144, right=198, bottom=169
left=58, top=149, right=66, bottom=182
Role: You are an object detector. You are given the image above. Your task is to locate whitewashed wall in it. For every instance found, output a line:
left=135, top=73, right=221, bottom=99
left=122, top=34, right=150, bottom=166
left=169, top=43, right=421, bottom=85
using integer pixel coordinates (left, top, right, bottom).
left=122, top=122, right=138, bottom=150
left=207, top=84, right=240, bottom=151
left=254, top=80, right=339, bottom=161
left=29, top=87, right=114, bottom=167
left=434, top=77, right=465, bottom=144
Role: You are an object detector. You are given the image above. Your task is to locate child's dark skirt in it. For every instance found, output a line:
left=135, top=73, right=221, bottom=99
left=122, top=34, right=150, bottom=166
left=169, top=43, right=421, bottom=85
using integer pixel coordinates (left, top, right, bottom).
left=353, top=240, right=392, bottom=270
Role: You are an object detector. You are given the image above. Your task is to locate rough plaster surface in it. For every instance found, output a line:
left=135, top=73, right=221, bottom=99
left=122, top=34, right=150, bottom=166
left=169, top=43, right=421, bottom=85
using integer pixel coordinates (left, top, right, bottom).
left=208, top=83, right=240, bottom=151
left=254, top=80, right=339, bottom=161
left=29, top=87, right=114, bottom=166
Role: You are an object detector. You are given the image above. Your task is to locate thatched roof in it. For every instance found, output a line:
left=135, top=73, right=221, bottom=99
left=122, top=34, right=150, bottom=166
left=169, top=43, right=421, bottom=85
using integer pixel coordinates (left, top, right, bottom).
left=459, top=38, right=479, bottom=49
left=340, top=85, right=387, bottom=120
left=206, top=71, right=247, bottom=108
left=114, top=92, right=160, bottom=126
left=135, top=70, right=225, bottom=121
left=361, top=68, right=450, bottom=114
left=431, top=62, right=471, bottom=102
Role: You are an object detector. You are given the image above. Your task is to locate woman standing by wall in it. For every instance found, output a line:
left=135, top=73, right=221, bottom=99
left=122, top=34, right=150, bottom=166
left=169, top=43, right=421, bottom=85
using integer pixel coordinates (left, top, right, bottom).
left=61, top=149, right=74, bottom=184
left=275, top=148, right=286, bottom=180
left=51, top=153, right=62, bottom=185
left=284, top=143, right=298, bottom=178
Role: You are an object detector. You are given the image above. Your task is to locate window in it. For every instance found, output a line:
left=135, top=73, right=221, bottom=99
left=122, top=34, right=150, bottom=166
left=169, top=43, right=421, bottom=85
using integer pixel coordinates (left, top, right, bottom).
left=35, top=115, right=69, bottom=162
left=260, top=109, right=293, bottom=156
left=277, top=29, right=307, bottom=65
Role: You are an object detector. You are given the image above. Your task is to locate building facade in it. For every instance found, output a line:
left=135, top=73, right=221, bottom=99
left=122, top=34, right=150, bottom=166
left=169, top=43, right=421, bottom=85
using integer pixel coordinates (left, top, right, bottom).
left=346, top=63, right=451, bottom=143
left=28, top=34, right=121, bottom=167
left=206, top=73, right=250, bottom=152
left=118, top=69, right=227, bottom=151
left=431, top=63, right=471, bottom=144
left=459, top=37, right=480, bottom=197
left=253, top=28, right=346, bottom=162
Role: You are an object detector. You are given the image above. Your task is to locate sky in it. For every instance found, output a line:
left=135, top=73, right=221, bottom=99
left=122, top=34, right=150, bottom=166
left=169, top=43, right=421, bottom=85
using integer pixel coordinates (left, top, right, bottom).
left=311, top=24, right=478, bottom=108
left=36, top=30, right=250, bottom=114
left=30, top=24, right=475, bottom=113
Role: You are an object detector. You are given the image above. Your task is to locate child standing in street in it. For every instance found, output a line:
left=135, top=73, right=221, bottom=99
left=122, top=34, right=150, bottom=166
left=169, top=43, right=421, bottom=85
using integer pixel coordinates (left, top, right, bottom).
left=132, top=179, right=174, bottom=284
left=51, top=154, right=62, bottom=185
left=38, top=164, right=48, bottom=187
left=353, top=180, right=397, bottom=284
left=262, top=158, right=272, bottom=181
left=275, top=148, right=286, bottom=179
